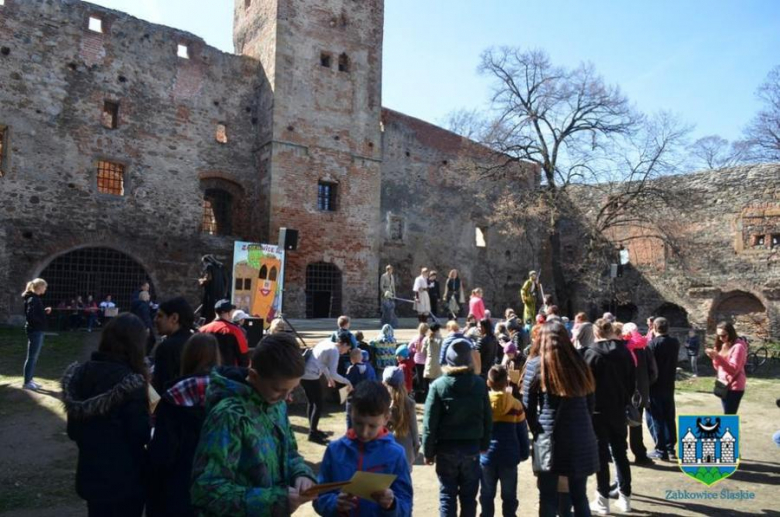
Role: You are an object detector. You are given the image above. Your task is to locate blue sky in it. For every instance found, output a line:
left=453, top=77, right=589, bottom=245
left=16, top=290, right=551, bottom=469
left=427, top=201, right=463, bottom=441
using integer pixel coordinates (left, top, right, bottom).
left=90, top=0, right=779, bottom=142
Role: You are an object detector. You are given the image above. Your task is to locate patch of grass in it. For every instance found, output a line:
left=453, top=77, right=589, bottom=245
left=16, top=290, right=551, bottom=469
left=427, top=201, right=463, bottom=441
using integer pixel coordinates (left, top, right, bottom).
left=0, top=328, right=93, bottom=385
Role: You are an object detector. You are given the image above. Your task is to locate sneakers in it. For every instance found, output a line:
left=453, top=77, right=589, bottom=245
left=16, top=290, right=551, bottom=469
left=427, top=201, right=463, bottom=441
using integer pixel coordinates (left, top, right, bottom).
left=647, top=450, right=668, bottom=461
left=22, top=381, right=40, bottom=391
left=307, top=431, right=329, bottom=444
left=608, top=483, right=619, bottom=499
left=617, top=493, right=632, bottom=512
left=590, top=493, right=610, bottom=515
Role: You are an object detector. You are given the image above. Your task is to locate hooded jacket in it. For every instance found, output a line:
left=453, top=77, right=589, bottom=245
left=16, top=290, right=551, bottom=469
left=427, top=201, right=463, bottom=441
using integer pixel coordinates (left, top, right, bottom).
left=147, top=374, right=211, bottom=517
left=190, top=368, right=314, bottom=517
left=61, top=352, right=150, bottom=503
left=422, top=368, right=492, bottom=458
left=314, top=429, right=413, bottom=517
left=370, top=325, right=397, bottom=369
left=480, top=390, right=529, bottom=467
left=23, top=292, right=47, bottom=332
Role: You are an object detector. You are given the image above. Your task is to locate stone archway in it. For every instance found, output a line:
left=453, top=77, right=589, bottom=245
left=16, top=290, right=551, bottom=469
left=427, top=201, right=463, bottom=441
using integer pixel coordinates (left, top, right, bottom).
left=709, top=291, right=769, bottom=340
left=38, top=247, right=155, bottom=313
left=654, top=302, right=691, bottom=329
left=305, top=262, right=342, bottom=319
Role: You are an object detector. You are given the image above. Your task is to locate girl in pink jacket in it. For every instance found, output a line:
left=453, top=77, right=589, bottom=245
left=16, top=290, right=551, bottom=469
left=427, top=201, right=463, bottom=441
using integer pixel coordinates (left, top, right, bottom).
left=705, top=321, right=747, bottom=415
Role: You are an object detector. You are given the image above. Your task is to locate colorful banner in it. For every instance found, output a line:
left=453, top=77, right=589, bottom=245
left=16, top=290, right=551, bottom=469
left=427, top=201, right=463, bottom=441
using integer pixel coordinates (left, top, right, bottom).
left=232, top=242, right=284, bottom=329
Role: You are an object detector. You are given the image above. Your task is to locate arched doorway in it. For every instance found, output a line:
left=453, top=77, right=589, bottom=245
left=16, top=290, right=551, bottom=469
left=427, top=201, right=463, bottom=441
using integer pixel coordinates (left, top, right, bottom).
left=710, top=291, right=768, bottom=339
left=654, top=303, right=690, bottom=329
left=39, top=247, right=154, bottom=312
left=306, top=262, right=342, bottom=318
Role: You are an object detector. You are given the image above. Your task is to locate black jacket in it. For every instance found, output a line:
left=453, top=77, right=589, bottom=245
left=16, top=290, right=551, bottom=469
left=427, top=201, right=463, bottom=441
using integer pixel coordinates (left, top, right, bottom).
left=475, top=334, right=499, bottom=376
left=147, top=374, right=209, bottom=517
left=62, top=352, right=150, bottom=503
left=24, top=293, right=47, bottom=332
left=130, top=299, right=153, bottom=331
left=582, top=339, right=636, bottom=418
left=152, top=328, right=193, bottom=392
left=648, top=335, right=680, bottom=396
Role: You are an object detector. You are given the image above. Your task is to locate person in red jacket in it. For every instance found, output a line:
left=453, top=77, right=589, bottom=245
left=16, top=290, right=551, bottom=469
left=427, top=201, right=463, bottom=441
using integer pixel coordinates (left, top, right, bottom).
left=199, top=300, right=249, bottom=367
left=395, top=344, right=415, bottom=394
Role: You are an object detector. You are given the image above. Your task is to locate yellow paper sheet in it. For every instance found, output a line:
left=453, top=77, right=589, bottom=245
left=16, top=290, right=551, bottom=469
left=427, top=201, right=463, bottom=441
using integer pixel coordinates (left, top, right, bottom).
left=508, top=369, right=521, bottom=384
left=339, top=386, right=350, bottom=405
left=148, top=384, right=161, bottom=413
left=301, top=481, right=351, bottom=497
left=343, top=471, right=397, bottom=501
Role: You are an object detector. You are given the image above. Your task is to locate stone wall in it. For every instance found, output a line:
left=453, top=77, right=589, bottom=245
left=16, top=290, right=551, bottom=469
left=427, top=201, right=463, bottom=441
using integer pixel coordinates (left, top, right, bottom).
left=0, top=0, right=267, bottom=321
left=565, top=164, right=780, bottom=341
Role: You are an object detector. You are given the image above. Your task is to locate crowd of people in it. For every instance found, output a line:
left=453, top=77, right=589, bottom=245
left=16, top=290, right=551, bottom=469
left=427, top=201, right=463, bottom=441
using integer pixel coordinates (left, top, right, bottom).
left=18, top=271, right=755, bottom=516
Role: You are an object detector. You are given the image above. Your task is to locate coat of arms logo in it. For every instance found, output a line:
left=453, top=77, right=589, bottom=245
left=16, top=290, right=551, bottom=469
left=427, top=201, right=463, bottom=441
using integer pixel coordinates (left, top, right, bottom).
left=678, top=415, right=740, bottom=486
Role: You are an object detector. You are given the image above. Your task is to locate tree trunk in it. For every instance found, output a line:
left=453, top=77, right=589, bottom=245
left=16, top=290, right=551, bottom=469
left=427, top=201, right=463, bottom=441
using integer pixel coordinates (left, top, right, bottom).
left=549, top=218, right=571, bottom=316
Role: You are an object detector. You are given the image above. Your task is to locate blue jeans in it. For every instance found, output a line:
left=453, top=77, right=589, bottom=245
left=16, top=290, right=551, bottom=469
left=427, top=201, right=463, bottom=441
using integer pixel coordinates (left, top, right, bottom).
left=647, top=392, right=677, bottom=455
left=24, top=331, right=45, bottom=384
left=538, top=473, right=591, bottom=517
left=435, top=448, right=481, bottom=517
left=479, top=464, right=518, bottom=517
left=721, top=390, right=744, bottom=415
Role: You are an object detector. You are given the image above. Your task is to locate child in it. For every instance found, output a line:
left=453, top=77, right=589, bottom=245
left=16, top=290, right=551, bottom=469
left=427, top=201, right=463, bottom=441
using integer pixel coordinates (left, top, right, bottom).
left=356, top=331, right=377, bottom=370
left=480, top=365, right=529, bottom=517
left=422, top=338, right=492, bottom=517
left=314, top=381, right=413, bottom=516
left=500, top=341, right=523, bottom=397
left=408, top=323, right=429, bottom=401
left=191, top=333, right=316, bottom=516
left=346, top=348, right=377, bottom=430
left=62, top=313, right=151, bottom=517
left=395, top=344, right=415, bottom=394
left=370, top=324, right=398, bottom=371
left=422, top=323, right=443, bottom=387
left=383, top=367, right=420, bottom=472
left=332, top=315, right=358, bottom=376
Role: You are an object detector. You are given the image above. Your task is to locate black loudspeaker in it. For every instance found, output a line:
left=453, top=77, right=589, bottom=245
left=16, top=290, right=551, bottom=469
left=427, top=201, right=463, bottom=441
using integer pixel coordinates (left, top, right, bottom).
left=279, top=228, right=299, bottom=251
left=244, top=317, right=264, bottom=348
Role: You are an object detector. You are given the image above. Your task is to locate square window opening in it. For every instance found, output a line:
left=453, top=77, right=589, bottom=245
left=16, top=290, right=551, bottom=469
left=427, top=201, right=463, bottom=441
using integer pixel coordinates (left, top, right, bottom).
left=752, top=234, right=766, bottom=248
left=320, top=52, right=332, bottom=68
left=88, top=16, right=103, bottom=33
left=476, top=227, right=487, bottom=248
left=102, top=100, right=119, bottom=129
left=216, top=123, right=228, bottom=144
left=771, top=235, right=780, bottom=248
left=96, top=161, right=125, bottom=196
left=338, top=53, right=350, bottom=72
left=317, top=181, right=337, bottom=211
left=177, top=44, right=190, bottom=59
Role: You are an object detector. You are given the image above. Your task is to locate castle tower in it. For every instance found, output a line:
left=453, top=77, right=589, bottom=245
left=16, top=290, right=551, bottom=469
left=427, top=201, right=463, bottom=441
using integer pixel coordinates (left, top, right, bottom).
left=701, top=438, right=716, bottom=464
left=682, top=428, right=697, bottom=464
left=234, top=0, right=384, bottom=317
left=720, top=428, right=736, bottom=464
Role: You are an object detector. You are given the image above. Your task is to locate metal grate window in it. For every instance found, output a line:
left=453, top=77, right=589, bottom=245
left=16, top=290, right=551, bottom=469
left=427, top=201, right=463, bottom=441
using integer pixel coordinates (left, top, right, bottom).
left=305, top=262, right=342, bottom=318
left=317, top=181, right=337, bottom=211
left=39, top=247, right=154, bottom=313
left=96, top=160, right=125, bottom=195
left=202, top=189, right=233, bottom=235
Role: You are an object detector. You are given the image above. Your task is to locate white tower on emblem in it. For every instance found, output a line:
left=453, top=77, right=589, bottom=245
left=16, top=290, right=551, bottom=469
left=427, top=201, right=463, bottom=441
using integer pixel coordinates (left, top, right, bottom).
left=682, top=428, right=697, bottom=464
left=720, top=428, right=736, bottom=464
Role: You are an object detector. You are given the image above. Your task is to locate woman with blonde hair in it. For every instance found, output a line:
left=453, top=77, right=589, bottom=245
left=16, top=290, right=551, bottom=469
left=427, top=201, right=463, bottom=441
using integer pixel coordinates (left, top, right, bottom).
left=21, top=278, right=51, bottom=390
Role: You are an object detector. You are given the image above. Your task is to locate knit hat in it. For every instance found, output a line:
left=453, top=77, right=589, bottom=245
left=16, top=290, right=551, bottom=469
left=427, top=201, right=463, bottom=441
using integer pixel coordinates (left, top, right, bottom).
left=502, top=342, right=518, bottom=355
left=395, top=344, right=410, bottom=359
left=445, top=338, right=473, bottom=367
left=382, top=366, right=404, bottom=388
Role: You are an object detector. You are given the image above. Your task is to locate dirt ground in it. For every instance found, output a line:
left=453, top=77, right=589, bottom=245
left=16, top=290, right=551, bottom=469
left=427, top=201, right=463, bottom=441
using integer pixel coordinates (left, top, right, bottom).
left=1, top=321, right=778, bottom=516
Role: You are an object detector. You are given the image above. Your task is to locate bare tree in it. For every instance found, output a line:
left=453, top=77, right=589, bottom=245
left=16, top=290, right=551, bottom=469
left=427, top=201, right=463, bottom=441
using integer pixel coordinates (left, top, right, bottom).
left=454, top=47, right=687, bottom=310
left=688, top=135, right=747, bottom=170
left=743, top=65, right=780, bottom=161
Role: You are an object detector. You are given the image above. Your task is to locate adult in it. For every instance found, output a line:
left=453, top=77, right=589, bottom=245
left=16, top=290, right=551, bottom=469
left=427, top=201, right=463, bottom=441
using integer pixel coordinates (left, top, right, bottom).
left=21, top=278, right=51, bottom=390
left=522, top=322, right=599, bottom=516
left=198, top=255, right=228, bottom=323
left=573, top=320, right=595, bottom=350
left=583, top=319, right=635, bottom=514
left=199, top=300, right=249, bottom=368
left=84, top=295, right=100, bottom=332
left=705, top=322, right=747, bottom=415
left=646, top=317, right=680, bottom=461
left=99, top=295, right=117, bottom=325
left=520, top=271, right=542, bottom=325
left=131, top=290, right=155, bottom=355
left=443, top=269, right=465, bottom=320
left=685, top=329, right=701, bottom=377
left=622, top=322, right=657, bottom=465
left=147, top=334, right=221, bottom=517
left=62, top=314, right=151, bottom=517
left=413, top=267, right=431, bottom=323
left=469, top=288, right=486, bottom=322
left=474, top=318, right=498, bottom=378
left=428, top=270, right=442, bottom=318
left=301, top=331, right=353, bottom=443
left=152, top=297, right=195, bottom=392
left=379, top=265, right=399, bottom=328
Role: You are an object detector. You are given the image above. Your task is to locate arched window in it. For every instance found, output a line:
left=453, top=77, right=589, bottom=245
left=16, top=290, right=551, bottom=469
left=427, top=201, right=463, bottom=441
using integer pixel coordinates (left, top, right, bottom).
left=201, top=188, right=233, bottom=236
left=269, top=266, right=278, bottom=282
left=258, top=265, right=268, bottom=280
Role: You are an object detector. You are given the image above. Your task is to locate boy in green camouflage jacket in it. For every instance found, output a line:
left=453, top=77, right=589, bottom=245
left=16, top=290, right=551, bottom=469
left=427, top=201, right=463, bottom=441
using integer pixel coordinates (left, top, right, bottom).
left=191, top=333, right=316, bottom=516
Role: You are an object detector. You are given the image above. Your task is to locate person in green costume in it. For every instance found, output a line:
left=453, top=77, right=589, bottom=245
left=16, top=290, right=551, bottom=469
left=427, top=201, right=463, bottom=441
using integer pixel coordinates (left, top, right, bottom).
left=520, top=271, right=542, bottom=325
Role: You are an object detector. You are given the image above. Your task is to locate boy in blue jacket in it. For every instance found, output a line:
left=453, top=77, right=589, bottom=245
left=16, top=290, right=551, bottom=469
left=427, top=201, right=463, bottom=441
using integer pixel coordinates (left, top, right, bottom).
left=314, top=380, right=413, bottom=516
left=479, top=365, right=529, bottom=517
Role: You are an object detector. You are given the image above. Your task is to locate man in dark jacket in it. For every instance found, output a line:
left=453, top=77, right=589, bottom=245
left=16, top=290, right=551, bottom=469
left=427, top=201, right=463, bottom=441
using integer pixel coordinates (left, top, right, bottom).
left=646, top=317, right=680, bottom=461
left=152, top=297, right=195, bottom=392
left=583, top=332, right=636, bottom=512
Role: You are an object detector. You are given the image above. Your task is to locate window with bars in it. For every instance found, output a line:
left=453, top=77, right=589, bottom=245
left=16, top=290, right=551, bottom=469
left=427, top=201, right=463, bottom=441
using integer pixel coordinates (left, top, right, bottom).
left=202, top=189, right=233, bottom=235
left=102, top=100, right=119, bottom=129
left=96, top=160, right=125, bottom=195
left=317, top=181, right=337, bottom=211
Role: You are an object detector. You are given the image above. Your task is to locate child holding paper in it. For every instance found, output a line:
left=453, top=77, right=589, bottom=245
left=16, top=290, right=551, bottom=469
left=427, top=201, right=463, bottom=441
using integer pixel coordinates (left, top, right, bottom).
left=314, top=381, right=413, bottom=516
